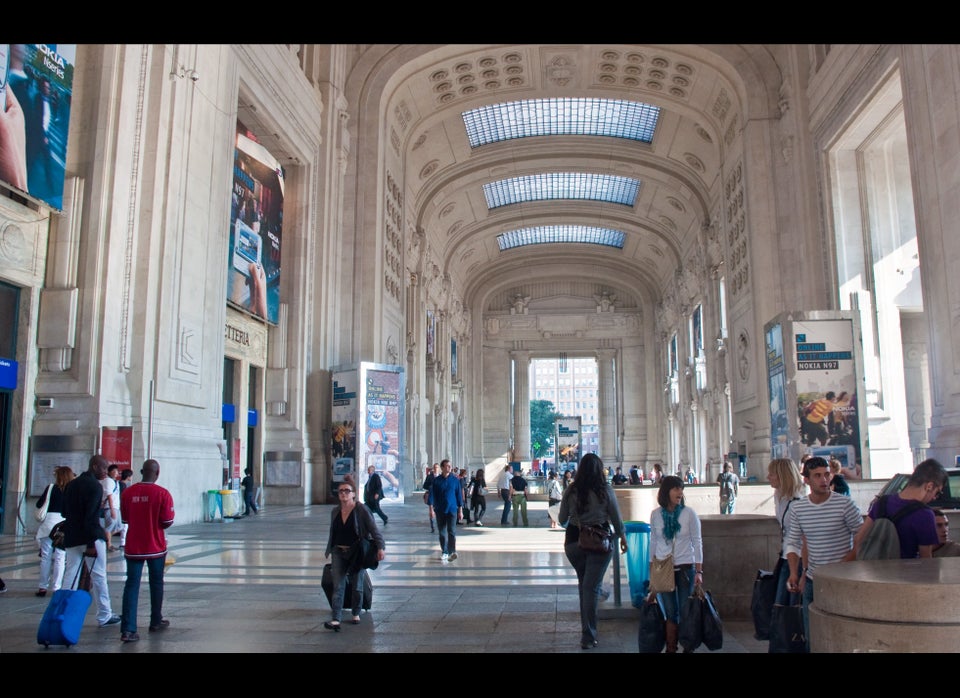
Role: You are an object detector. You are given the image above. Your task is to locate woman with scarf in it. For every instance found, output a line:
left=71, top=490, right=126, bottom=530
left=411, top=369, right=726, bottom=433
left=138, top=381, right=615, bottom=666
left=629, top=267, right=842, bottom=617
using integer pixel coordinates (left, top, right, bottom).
left=649, top=475, right=703, bottom=653
left=323, top=481, right=385, bottom=631
left=559, top=453, right=627, bottom=650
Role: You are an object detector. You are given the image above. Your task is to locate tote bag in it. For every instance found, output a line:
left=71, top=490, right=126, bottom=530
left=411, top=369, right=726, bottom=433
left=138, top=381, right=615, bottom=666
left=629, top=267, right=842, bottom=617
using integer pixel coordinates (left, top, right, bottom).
left=768, top=592, right=807, bottom=653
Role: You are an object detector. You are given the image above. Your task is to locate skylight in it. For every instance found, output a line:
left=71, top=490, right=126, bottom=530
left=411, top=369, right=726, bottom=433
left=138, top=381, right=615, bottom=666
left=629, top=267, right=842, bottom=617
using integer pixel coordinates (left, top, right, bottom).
left=497, top=225, right=626, bottom=251
left=463, top=98, right=660, bottom=148
left=483, top=172, right=640, bottom=209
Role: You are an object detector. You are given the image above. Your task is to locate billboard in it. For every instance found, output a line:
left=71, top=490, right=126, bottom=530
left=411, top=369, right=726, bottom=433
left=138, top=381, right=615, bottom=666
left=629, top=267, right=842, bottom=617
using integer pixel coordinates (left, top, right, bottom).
left=766, top=322, right=789, bottom=459
left=225, top=121, right=284, bottom=325
left=0, top=44, right=76, bottom=211
left=555, top=416, right=582, bottom=472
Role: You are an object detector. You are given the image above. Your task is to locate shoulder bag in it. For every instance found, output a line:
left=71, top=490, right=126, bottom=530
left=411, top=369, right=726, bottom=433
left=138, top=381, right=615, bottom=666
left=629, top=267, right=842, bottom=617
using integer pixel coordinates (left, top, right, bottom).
left=649, top=535, right=676, bottom=594
left=578, top=521, right=613, bottom=554
left=35, top=485, right=51, bottom=523
left=49, top=520, right=67, bottom=550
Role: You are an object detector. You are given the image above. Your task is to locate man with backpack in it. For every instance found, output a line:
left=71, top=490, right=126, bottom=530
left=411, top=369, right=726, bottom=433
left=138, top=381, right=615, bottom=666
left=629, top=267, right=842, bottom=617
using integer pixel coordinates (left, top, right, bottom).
left=854, top=458, right=945, bottom=560
left=717, top=461, right=739, bottom=514
left=784, top=456, right=864, bottom=652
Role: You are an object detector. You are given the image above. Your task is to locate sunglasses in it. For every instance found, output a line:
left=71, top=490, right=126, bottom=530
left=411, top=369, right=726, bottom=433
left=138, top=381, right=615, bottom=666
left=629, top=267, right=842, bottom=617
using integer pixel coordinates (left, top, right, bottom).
left=338, top=489, right=354, bottom=494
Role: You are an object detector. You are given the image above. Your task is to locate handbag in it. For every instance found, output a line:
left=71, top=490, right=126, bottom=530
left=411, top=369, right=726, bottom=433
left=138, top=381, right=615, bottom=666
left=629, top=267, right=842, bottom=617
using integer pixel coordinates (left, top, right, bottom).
left=700, top=587, right=723, bottom=651
left=49, top=520, right=67, bottom=550
left=578, top=522, right=613, bottom=554
left=637, top=595, right=666, bottom=653
left=649, top=545, right=676, bottom=594
left=423, top=491, right=430, bottom=504
left=768, top=592, right=807, bottom=653
left=750, top=557, right=782, bottom=640
left=35, top=485, right=51, bottom=523
left=679, top=584, right=704, bottom=652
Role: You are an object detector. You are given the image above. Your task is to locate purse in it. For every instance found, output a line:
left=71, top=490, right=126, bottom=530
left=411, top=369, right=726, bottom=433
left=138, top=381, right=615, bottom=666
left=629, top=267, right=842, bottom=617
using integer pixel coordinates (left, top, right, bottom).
left=649, top=551, right=676, bottom=593
left=49, top=520, right=67, bottom=550
left=35, top=485, right=51, bottom=523
left=578, top=522, right=613, bottom=554
left=768, top=592, right=807, bottom=653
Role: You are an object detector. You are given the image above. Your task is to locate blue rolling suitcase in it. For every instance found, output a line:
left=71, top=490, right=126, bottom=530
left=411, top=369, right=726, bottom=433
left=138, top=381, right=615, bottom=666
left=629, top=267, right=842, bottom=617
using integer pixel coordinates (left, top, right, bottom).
left=37, top=563, right=93, bottom=648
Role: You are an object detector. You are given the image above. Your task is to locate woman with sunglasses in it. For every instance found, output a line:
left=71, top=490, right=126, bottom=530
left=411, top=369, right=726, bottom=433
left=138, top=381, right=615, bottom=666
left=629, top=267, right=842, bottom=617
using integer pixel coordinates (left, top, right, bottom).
left=323, top=481, right=385, bottom=631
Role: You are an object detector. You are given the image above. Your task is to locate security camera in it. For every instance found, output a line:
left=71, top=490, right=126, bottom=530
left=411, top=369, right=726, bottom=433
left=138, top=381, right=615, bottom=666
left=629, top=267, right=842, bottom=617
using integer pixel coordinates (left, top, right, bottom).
left=189, top=70, right=199, bottom=83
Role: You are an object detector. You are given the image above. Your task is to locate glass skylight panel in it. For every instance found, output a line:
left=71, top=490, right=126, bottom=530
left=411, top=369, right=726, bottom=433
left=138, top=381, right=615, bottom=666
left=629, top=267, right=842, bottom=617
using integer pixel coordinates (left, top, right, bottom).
left=483, top=173, right=640, bottom=209
left=497, top=225, right=625, bottom=251
left=463, top=98, right=660, bottom=147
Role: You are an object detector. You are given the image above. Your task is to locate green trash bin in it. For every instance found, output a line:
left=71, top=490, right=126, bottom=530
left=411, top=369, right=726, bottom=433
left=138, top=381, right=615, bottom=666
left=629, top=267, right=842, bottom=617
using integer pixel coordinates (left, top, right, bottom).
left=624, top=521, right=651, bottom=608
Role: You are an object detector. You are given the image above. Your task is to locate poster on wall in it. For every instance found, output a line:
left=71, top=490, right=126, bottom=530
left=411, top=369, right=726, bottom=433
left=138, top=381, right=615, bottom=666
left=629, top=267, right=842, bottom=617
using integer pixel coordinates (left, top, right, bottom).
left=0, top=44, right=76, bottom=211
left=101, top=426, right=133, bottom=471
left=793, top=318, right=862, bottom=466
left=555, top=416, right=582, bottom=472
left=357, top=363, right=404, bottom=503
left=765, top=323, right=790, bottom=459
left=225, top=120, right=284, bottom=325
left=330, top=368, right=358, bottom=486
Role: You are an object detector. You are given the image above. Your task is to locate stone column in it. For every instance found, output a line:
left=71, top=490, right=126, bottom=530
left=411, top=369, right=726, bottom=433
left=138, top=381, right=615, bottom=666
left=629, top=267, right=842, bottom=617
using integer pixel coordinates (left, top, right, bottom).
left=597, top=348, right=618, bottom=465
left=511, top=350, right=531, bottom=461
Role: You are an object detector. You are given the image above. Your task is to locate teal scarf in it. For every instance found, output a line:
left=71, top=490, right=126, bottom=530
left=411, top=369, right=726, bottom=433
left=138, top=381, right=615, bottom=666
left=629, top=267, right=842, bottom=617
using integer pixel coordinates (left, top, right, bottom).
left=662, top=505, right=683, bottom=541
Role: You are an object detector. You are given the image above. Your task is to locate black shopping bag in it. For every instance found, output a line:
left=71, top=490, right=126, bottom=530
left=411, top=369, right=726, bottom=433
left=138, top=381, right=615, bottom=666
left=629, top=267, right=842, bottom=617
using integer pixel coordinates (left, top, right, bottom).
left=768, top=592, right=807, bottom=653
left=679, top=585, right=704, bottom=652
left=750, top=559, right=781, bottom=640
left=637, top=595, right=666, bottom=653
left=700, top=588, right=723, bottom=651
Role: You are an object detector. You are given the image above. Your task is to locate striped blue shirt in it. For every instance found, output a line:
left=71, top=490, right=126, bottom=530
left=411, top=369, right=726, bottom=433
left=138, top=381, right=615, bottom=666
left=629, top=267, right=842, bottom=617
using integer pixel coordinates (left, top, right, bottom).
left=784, top=492, right=863, bottom=579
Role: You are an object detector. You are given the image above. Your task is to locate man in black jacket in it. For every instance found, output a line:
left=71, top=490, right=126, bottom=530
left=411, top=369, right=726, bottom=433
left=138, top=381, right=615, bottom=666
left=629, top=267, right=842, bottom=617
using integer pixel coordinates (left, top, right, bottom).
left=61, top=454, right=121, bottom=626
left=364, top=465, right=389, bottom=525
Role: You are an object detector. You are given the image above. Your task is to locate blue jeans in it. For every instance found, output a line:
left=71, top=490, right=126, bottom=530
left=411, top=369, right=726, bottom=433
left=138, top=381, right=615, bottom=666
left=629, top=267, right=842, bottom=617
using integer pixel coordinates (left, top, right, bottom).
left=243, top=489, right=259, bottom=515
left=121, top=555, right=166, bottom=633
left=657, top=565, right=696, bottom=625
left=500, top=489, right=511, bottom=524
left=774, top=557, right=803, bottom=605
left=564, top=541, right=613, bottom=645
left=436, top=511, right=458, bottom=554
left=329, top=547, right=362, bottom=622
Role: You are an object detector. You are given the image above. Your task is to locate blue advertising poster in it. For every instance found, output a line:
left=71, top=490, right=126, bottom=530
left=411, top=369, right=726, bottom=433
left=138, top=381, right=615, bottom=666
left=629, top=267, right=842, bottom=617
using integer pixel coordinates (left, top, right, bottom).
left=0, top=44, right=76, bottom=211
left=765, top=322, right=789, bottom=458
left=358, top=363, right=404, bottom=502
left=225, top=121, right=284, bottom=325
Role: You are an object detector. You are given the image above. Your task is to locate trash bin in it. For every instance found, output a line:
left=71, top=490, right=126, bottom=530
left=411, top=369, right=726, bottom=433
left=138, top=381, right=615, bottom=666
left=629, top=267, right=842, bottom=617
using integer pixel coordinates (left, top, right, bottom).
left=203, top=490, right=222, bottom=522
left=624, top=521, right=651, bottom=608
left=220, top=489, right=241, bottom=518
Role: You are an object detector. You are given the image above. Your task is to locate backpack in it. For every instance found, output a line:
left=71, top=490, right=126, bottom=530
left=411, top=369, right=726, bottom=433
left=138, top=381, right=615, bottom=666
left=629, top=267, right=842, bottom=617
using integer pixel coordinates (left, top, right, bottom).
left=856, top=495, right=926, bottom=560
left=719, top=472, right=735, bottom=496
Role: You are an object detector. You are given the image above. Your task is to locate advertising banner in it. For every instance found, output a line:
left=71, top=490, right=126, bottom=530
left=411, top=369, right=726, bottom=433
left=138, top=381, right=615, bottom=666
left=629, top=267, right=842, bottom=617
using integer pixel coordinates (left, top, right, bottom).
left=765, top=322, right=789, bottom=459
left=793, top=318, right=861, bottom=466
left=331, top=368, right=358, bottom=486
left=358, top=363, right=404, bottom=502
left=0, top=44, right=76, bottom=211
left=225, top=121, right=284, bottom=325
left=555, top=416, right=582, bottom=472
left=100, top=426, right=133, bottom=471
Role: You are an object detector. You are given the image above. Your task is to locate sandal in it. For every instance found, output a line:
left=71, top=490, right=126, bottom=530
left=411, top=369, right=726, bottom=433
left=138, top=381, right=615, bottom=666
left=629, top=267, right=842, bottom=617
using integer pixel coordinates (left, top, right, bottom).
left=323, top=621, right=341, bottom=632
left=350, top=616, right=361, bottom=624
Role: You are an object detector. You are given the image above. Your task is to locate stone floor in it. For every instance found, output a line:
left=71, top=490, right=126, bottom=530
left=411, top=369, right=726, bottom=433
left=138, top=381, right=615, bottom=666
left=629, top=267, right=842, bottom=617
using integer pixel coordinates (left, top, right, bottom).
left=0, top=496, right=769, bottom=656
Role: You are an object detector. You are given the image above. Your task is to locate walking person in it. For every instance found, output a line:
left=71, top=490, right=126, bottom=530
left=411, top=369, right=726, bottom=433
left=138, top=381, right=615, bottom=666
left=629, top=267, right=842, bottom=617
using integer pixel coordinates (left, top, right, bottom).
left=766, top=458, right=805, bottom=605
left=241, top=467, right=259, bottom=516
left=101, top=463, right=123, bottom=551
left=717, top=461, right=739, bottom=514
left=498, top=464, right=513, bottom=526
left=119, top=459, right=176, bottom=642
left=470, top=468, right=487, bottom=526
left=649, top=475, right=703, bottom=653
left=510, top=468, right=529, bottom=527
left=459, top=468, right=472, bottom=524
left=363, top=464, right=389, bottom=526
left=34, top=465, right=75, bottom=597
left=61, top=454, right=121, bottom=627
left=431, top=459, right=463, bottom=562
left=558, top=453, right=627, bottom=650
left=546, top=470, right=563, bottom=529
left=323, top=481, right=385, bottom=631
left=784, top=456, right=865, bottom=652
left=422, top=463, right=439, bottom=532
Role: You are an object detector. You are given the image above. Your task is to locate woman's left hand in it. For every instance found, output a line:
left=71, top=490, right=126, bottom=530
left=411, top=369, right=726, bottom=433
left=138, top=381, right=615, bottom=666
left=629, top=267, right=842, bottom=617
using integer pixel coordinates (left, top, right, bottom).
left=620, top=535, right=628, bottom=554
left=377, top=549, right=385, bottom=561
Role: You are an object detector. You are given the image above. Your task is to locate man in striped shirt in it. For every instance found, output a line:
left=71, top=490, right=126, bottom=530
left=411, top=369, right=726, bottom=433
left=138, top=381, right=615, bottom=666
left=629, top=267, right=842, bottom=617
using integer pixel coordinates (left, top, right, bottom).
left=784, top=456, right=864, bottom=652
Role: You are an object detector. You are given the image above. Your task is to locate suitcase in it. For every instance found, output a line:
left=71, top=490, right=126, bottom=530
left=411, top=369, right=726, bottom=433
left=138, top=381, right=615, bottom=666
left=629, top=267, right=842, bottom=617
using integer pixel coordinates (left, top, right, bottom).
left=37, top=588, right=92, bottom=648
left=321, top=563, right=372, bottom=611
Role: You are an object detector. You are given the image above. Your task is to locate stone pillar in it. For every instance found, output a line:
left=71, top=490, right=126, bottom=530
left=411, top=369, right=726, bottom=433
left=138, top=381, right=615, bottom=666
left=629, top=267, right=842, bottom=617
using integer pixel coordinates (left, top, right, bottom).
left=597, top=348, right=617, bottom=465
left=511, top=350, right=531, bottom=461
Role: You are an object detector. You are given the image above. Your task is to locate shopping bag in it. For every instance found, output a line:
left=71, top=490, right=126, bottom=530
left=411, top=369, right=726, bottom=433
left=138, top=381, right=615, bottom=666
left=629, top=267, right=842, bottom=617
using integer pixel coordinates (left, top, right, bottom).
left=768, top=592, right=807, bottom=653
left=637, top=595, right=666, bottom=653
left=700, top=588, right=723, bottom=651
left=751, top=558, right=781, bottom=640
left=678, top=585, right=704, bottom=652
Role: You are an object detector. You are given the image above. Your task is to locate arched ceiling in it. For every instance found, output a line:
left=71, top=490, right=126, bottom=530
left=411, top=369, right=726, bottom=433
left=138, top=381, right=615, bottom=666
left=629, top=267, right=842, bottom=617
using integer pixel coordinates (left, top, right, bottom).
left=354, top=44, right=777, bottom=315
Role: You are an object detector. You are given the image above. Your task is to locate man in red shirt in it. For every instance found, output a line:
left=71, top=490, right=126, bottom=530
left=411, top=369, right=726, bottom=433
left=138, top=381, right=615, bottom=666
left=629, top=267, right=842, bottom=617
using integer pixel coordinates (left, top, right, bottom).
left=119, top=459, right=175, bottom=642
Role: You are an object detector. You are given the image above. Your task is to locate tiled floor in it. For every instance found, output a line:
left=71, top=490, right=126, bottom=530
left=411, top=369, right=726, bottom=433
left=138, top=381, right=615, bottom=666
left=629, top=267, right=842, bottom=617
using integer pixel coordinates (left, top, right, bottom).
left=0, top=497, right=768, bottom=654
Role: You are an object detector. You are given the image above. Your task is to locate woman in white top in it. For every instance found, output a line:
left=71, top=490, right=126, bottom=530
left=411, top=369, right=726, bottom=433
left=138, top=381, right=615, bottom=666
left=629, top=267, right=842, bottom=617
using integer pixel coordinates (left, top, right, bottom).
left=649, top=475, right=702, bottom=653
left=766, top=458, right=805, bottom=604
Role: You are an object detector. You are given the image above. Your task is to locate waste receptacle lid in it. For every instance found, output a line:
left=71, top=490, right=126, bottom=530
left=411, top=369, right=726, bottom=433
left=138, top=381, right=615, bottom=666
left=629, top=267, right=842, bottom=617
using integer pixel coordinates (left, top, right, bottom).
left=219, top=490, right=233, bottom=494
left=624, top=521, right=650, bottom=533
left=208, top=489, right=220, bottom=494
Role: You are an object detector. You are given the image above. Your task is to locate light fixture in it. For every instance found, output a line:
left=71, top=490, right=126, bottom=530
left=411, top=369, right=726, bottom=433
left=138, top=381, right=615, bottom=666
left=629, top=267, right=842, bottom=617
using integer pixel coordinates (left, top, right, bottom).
left=169, top=65, right=199, bottom=82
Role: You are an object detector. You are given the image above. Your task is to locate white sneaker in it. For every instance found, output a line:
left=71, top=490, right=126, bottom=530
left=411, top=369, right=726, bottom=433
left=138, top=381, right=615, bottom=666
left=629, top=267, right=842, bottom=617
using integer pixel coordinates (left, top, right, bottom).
left=448, top=552, right=458, bottom=561
left=475, top=521, right=483, bottom=527
left=441, top=553, right=449, bottom=562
